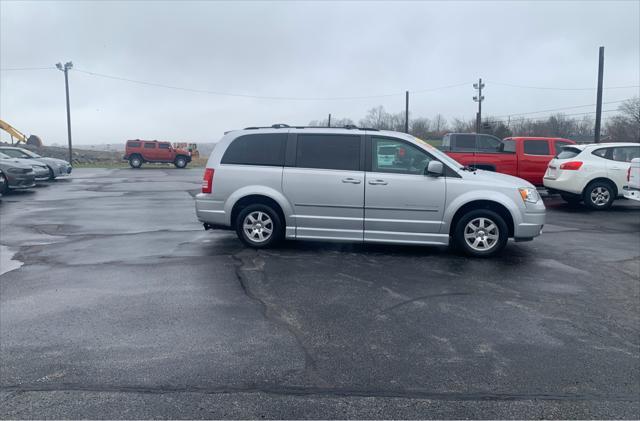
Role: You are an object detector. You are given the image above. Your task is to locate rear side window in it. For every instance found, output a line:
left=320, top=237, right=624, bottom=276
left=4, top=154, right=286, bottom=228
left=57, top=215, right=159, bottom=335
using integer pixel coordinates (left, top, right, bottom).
left=221, top=133, right=287, bottom=166
left=612, top=146, right=640, bottom=162
left=556, top=147, right=581, bottom=159
left=502, top=139, right=516, bottom=153
left=159, top=143, right=170, bottom=149
left=144, top=143, right=156, bottom=149
left=296, top=134, right=360, bottom=171
left=524, top=140, right=550, bottom=155
left=477, top=135, right=502, bottom=151
left=127, top=141, right=141, bottom=148
left=453, top=134, right=476, bottom=151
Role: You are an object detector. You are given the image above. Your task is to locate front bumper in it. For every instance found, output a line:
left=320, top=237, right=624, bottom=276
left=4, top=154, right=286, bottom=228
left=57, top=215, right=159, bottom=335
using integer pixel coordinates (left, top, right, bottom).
left=514, top=200, right=545, bottom=239
left=623, top=185, right=640, bottom=201
left=33, top=167, right=50, bottom=180
left=7, top=173, right=36, bottom=189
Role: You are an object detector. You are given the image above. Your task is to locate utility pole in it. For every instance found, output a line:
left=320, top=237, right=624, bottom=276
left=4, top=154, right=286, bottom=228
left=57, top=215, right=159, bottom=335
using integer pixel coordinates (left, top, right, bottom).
left=473, top=78, right=485, bottom=133
left=56, top=61, right=73, bottom=164
left=594, top=46, right=604, bottom=143
left=328, top=113, right=331, bottom=127
left=405, top=91, right=409, bottom=133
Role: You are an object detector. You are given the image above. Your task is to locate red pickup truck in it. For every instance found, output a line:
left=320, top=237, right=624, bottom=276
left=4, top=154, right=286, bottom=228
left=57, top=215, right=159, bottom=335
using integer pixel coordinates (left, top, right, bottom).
left=441, top=133, right=575, bottom=185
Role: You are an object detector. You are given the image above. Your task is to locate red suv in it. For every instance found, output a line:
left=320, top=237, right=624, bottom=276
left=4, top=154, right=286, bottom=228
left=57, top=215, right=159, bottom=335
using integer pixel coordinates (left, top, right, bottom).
left=123, top=140, right=192, bottom=168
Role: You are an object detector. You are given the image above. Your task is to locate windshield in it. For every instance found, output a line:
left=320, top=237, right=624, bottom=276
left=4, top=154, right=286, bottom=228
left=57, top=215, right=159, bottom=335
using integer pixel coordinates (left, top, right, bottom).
left=0, top=152, right=10, bottom=159
left=412, top=136, right=464, bottom=169
left=21, top=149, right=41, bottom=158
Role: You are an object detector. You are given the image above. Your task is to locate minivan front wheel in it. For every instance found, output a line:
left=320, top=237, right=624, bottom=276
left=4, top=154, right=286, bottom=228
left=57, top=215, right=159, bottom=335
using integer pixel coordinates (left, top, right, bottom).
left=235, top=204, right=282, bottom=248
left=454, top=209, right=508, bottom=257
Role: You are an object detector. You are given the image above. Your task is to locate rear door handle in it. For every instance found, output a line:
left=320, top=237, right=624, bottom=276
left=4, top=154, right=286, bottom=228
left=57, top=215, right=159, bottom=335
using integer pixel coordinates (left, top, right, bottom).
left=368, top=179, right=388, bottom=185
left=341, top=177, right=361, bottom=184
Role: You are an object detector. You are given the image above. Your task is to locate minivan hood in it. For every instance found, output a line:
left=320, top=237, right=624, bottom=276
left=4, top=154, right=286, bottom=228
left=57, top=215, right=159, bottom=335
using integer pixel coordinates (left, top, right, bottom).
left=461, top=168, right=534, bottom=188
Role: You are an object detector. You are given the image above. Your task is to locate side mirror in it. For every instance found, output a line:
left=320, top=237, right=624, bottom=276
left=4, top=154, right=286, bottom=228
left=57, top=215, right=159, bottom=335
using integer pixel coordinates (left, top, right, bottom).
left=426, top=160, right=444, bottom=177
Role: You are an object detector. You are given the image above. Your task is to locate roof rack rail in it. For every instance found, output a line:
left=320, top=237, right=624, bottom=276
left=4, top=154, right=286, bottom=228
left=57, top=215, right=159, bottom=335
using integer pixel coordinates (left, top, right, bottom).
left=243, top=124, right=379, bottom=131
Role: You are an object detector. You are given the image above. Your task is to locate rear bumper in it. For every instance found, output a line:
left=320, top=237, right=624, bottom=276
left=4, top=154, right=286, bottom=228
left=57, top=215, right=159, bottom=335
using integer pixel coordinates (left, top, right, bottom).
left=195, top=195, right=228, bottom=226
left=623, top=185, right=640, bottom=201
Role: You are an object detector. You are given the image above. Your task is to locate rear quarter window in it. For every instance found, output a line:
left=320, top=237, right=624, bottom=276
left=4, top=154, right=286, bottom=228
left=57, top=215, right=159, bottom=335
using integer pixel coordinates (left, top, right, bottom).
left=221, top=133, right=287, bottom=166
left=556, top=147, right=581, bottom=159
left=127, top=141, right=141, bottom=148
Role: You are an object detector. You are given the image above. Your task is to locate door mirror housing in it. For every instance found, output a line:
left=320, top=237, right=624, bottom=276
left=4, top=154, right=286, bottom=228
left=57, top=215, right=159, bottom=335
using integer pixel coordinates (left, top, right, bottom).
left=426, top=160, right=444, bottom=177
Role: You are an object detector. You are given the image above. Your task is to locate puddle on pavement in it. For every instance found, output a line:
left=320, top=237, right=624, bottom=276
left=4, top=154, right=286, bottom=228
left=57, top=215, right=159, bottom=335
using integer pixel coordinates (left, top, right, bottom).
left=0, top=245, right=24, bottom=275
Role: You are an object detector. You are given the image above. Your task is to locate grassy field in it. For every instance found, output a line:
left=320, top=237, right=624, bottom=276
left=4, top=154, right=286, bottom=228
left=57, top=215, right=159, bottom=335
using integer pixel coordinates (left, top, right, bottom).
left=73, top=157, right=208, bottom=169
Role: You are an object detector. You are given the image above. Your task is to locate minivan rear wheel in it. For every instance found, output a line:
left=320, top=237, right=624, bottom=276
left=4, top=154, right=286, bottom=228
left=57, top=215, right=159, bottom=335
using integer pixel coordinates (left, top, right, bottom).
left=454, top=209, right=508, bottom=257
left=235, top=204, right=282, bottom=248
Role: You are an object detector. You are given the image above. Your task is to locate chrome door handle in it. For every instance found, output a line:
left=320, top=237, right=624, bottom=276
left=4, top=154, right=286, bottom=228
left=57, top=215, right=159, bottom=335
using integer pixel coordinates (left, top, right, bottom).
left=368, top=179, right=388, bottom=185
left=341, top=177, right=361, bottom=184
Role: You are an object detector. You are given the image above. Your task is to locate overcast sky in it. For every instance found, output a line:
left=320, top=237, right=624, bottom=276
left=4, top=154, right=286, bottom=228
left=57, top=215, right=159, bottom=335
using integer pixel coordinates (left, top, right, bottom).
left=1, top=0, right=639, bottom=145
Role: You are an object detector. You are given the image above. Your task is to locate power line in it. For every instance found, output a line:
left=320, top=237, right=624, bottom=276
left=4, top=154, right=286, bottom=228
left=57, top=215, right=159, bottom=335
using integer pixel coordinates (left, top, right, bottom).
left=489, top=81, right=640, bottom=91
left=0, top=66, right=56, bottom=71
left=491, top=99, right=632, bottom=119
left=488, top=108, right=620, bottom=125
left=73, top=68, right=471, bottom=101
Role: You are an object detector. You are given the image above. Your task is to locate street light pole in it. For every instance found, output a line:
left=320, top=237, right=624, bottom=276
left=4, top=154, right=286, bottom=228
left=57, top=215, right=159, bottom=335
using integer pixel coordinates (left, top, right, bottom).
left=473, top=78, right=485, bottom=133
left=56, top=61, right=73, bottom=164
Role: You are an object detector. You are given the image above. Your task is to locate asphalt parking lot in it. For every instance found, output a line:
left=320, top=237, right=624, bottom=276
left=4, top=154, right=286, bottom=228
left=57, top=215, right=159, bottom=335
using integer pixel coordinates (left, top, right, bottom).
left=1, top=168, right=639, bottom=419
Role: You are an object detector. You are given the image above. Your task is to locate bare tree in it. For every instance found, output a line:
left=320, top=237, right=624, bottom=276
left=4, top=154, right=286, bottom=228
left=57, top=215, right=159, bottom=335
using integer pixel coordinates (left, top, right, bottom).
left=410, top=117, right=430, bottom=139
left=605, top=97, right=640, bottom=142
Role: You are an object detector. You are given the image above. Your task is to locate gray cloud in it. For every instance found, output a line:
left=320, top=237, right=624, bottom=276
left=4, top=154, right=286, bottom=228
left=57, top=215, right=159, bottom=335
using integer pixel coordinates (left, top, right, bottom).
left=1, top=0, right=639, bottom=144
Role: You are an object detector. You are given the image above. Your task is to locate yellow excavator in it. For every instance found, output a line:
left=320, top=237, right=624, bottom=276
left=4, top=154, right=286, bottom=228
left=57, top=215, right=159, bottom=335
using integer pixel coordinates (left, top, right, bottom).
left=0, top=119, right=43, bottom=146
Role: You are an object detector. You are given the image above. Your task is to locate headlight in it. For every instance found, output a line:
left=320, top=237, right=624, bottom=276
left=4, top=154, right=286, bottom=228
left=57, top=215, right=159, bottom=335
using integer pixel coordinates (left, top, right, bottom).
left=7, top=167, right=28, bottom=174
left=519, top=187, right=540, bottom=203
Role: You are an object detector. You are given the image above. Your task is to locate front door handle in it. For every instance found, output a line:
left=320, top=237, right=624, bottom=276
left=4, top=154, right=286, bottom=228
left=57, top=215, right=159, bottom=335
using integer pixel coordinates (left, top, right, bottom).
left=368, top=179, right=388, bottom=185
left=341, top=177, right=361, bottom=184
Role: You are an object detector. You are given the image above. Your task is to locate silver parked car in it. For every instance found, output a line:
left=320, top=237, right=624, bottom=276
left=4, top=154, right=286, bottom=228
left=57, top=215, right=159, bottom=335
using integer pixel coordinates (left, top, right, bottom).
left=0, top=153, right=36, bottom=194
left=0, top=146, right=72, bottom=179
left=0, top=151, right=49, bottom=180
left=195, top=126, right=545, bottom=257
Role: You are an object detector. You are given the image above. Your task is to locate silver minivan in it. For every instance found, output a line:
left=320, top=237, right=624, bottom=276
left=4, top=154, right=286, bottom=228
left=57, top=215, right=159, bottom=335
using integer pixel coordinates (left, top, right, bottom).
left=195, top=126, right=545, bottom=257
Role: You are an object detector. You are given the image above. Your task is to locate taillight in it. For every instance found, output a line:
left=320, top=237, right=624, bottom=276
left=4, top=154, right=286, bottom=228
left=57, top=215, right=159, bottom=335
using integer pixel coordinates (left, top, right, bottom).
left=201, top=168, right=214, bottom=194
left=560, top=161, right=583, bottom=170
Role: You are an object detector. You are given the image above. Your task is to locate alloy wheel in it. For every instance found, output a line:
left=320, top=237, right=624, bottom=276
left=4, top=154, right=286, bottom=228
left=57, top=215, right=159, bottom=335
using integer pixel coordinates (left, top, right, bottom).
left=464, top=217, right=500, bottom=251
left=242, top=211, right=273, bottom=243
left=590, top=186, right=610, bottom=207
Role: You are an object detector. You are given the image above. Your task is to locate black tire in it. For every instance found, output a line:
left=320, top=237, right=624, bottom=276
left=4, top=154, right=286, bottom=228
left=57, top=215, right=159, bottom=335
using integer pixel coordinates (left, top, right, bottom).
left=174, top=156, right=188, bottom=169
left=235, top=204, right=283, bottom=248
left=453, top=209, right=509, bottom=257
left=561, top=193, right=581, bottom=205
left=583, top=180, right=615, bottom=210
left=0, top=172, right=8, bottom=195
left=47, top=166, right=56, bottom=180
left=129, top=155, right=142, bottom=168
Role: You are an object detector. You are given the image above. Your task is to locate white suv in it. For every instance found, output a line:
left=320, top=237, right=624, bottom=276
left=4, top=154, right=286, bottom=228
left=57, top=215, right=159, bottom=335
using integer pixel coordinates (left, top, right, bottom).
left=543, top=142, right=640, bottom=209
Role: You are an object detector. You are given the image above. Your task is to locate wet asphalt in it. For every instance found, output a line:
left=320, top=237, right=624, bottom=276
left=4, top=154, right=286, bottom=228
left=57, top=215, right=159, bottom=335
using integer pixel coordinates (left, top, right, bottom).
left=0, top=168, right=638, bottom=419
